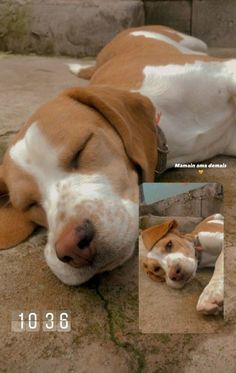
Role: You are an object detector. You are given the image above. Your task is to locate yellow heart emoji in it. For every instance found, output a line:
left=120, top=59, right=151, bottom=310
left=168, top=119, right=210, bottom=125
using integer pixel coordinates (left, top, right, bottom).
left=198, top=170, right=204, bottom=175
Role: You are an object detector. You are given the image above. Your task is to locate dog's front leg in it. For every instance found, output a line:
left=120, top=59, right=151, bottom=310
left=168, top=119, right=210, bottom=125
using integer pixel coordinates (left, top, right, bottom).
left=196, top=250, right=224, bottom=315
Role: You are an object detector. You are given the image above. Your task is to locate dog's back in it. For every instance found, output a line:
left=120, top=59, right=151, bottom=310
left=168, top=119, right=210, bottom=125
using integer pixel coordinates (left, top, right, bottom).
left=71, top=25, right=214, bottom=90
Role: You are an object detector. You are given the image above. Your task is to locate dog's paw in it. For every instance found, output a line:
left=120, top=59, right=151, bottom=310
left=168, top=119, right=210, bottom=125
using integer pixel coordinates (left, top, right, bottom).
left=197, top=280, right=224, bottom=315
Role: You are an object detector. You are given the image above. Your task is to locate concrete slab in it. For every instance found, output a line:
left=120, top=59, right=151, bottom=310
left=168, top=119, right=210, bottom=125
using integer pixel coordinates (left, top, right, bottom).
left=192, top=0, right=236, bottom=48
left=0, top=54, right=88, bottom=136
left=144, top=1, right=191, bottom=34
left=0, top=51, right=236, bottom=372
left=210, top=48, right=236, bottom=59
left=0, top=0, right=144, bottom=57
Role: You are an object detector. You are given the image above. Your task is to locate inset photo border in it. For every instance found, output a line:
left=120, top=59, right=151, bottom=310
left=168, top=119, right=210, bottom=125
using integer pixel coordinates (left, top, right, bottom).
left=139, top=182, right=224, bottom=333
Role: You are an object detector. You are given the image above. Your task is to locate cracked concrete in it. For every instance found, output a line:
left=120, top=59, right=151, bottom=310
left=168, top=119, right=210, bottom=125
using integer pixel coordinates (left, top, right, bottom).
left=0, top=52, right=236, bottom=372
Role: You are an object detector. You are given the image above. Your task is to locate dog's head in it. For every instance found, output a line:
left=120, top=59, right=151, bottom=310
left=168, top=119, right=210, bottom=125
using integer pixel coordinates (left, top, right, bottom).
left=0, top=86, right=157, bottom=285
left=142, top=220, right=197, bottom=289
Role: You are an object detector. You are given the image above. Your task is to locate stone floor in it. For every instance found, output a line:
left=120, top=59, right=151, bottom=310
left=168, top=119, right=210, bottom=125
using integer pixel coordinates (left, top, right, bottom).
left=0, top=52, right=236, bottom=372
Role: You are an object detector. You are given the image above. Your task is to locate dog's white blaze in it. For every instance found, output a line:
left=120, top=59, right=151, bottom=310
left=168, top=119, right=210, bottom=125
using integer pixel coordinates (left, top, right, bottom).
left=10, top=123, right=64, bottom=196
left=147, top=248, right=197, bottom=275
left=147, top=250, right=165, bottom=263
left=10, top=122, right=138, bottom=285
left=130, top=31, right=206, bottom=55
left=136, top=60, right=236, bottom=167
left=165, top=252, right=197, bottom=271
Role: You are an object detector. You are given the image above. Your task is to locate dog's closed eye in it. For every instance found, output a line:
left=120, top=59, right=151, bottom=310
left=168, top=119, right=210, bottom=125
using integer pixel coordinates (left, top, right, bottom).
left=23, top=201, right=39, bottom=211
left=70, top=149, right=83, bottom=169
left=165, top=240, right=172, bottom=252
left=69, top=134, right=93, bottom=169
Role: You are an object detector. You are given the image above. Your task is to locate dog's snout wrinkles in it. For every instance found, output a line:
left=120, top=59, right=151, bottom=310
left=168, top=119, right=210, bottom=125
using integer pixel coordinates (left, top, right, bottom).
left=56, top=220, right=96, bottom=267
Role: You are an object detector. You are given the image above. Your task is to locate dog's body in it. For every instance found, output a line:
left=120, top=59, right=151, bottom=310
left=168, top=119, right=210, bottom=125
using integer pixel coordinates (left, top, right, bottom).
left=142, top=214, right=224, bottom=315
left=0, top=26, right=232, bottom=287
left=70, top=25, right=236, bottom=167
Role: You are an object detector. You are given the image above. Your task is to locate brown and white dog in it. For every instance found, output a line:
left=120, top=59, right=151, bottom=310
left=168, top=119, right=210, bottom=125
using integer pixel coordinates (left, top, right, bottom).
left=0, top=26, right=234, bottom=285
left=142, top=214, right=224, bottom=315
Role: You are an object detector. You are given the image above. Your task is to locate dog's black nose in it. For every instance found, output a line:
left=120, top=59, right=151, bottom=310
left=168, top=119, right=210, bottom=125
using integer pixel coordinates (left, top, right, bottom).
left=169, top=264, right=184, bottom=282
left=76, top=220, right=95, bottom=249
left=55, top=219, right=96, bottom=267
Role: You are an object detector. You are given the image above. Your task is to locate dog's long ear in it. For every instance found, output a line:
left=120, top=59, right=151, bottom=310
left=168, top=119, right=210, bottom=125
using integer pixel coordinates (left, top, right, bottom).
left=64, top=86, right=158, bottom=182
left=0, top=165, right=36, bottom=249
left=142, top=219, right=178, bottom=251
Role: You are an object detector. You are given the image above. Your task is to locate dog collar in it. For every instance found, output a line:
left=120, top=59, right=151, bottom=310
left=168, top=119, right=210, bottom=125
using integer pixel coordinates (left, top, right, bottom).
left=194, top=236, right=202, bottom=265
left=154, top=113, right=168, bottom=175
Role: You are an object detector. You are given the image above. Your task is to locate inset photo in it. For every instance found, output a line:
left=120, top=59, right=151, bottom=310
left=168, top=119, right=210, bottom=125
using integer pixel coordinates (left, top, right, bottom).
left=139, top=183, right=224, bottom=333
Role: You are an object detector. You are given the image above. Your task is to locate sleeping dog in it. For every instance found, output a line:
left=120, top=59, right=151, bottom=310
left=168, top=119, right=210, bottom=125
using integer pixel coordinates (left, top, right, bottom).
left=0, top=25, right=234, bottom=285
left=142, top=214, right=224, bottom=315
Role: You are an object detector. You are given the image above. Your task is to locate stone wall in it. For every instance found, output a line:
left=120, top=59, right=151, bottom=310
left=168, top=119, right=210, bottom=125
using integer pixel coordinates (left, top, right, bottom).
left=0, top=0, right=144, bottom=56
left=144, top=0, right=236, bottom=48
left=0, top=0, right=235, bottom=56
left=140, top=183, right=224, bottom=218
left=144, top=0, right=192, bottom=34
